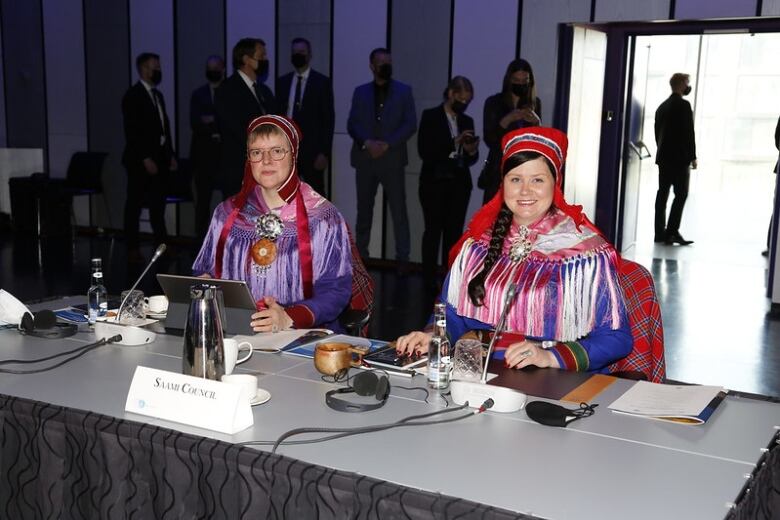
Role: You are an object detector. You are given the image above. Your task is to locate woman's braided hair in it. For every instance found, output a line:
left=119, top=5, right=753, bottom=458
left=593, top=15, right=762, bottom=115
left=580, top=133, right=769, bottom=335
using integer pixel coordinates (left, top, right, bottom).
left=467, top=151, right=555, bottom=306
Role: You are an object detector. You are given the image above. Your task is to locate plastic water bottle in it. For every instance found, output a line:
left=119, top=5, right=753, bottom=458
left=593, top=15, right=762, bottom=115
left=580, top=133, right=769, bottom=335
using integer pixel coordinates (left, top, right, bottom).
left=427, top=302, right=451, bottom=389
left=87, top=258, right=107, bottom=325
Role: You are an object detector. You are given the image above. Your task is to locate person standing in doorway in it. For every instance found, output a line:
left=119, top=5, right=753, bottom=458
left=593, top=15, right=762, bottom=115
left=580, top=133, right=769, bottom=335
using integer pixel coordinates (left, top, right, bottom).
left=347, top=48, right=416, bottom=269
left=764, top=116, right=780, bottom=257
left=654, top=72, right=697, bottom=246
left=276, top=37, right=335, bottom=198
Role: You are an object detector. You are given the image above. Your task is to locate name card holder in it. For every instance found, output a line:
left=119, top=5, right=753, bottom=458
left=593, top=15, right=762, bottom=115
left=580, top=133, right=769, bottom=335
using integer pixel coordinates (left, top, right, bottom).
left=125, top=366, right=253, bottom=434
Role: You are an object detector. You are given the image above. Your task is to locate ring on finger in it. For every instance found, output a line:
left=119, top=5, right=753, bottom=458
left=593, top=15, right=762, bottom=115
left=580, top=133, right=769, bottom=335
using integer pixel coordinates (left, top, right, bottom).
left=519, top=349, right=533, bottom=359
left=271, top=324, right=279, bottom=333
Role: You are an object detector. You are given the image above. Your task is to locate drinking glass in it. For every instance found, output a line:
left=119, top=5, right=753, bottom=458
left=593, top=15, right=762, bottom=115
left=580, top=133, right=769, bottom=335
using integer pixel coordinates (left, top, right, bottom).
left=452, top=338, right=485, bottom=382
left=119, top=290, right=145, bottom=325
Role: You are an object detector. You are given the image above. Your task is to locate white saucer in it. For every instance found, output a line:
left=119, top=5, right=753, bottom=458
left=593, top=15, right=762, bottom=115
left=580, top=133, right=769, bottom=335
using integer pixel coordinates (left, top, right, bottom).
left=146, top=312, right=167, bottom=320
left=250, top=388, right=271, bottom=406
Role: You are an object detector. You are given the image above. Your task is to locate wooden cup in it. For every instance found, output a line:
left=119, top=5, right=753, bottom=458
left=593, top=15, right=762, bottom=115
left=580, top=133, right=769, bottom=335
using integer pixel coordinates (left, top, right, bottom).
left=314, top=342, right=368, bottom=376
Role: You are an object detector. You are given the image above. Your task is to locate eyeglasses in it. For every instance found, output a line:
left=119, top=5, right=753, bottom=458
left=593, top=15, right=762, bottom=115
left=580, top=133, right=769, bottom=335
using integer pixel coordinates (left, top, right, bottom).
left=247, top=147, right=290, bottom=162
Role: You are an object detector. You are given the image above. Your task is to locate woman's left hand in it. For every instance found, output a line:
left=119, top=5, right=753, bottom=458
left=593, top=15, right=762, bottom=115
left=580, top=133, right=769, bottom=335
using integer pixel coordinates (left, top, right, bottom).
left=504, top=340, right=560, bottom=370
left=250, top=296, right=294, bottom=333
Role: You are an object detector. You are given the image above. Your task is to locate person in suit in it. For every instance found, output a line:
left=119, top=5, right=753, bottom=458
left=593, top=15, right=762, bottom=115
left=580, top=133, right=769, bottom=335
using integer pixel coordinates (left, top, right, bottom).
left=347, top=48, right=416, bottom=267
left=276, top=37, right=335, bottom=198
left=654, top=72, right=697, bottom=246
left=764, top=116, right=780, bottom=257
left=121, top=52, right=177, bottom=262
left=481, top=59, right=542, bottom=204
left=190, top=55, right=225, bottom=241
left=417, top=76, right=479, bottom=293
left=215, top=38, right=278, bottom=198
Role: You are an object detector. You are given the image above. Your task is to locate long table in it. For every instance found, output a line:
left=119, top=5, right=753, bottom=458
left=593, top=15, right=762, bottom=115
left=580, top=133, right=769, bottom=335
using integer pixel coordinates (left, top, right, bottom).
left=0, top=298, right=777, bottom=519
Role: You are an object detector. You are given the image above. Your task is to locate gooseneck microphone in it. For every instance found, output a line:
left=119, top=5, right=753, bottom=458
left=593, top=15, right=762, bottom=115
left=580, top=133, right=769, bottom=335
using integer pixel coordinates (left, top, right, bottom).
left=117, top=243, right=167, bottom=322
left=481, top=283, right=518, bottom=383
left=450, top=282, right=528, bottom=413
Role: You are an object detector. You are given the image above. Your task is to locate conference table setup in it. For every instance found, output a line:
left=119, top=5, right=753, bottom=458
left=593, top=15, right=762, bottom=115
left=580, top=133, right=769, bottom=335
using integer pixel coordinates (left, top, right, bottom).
left=0, top=295, right=778, bottom=520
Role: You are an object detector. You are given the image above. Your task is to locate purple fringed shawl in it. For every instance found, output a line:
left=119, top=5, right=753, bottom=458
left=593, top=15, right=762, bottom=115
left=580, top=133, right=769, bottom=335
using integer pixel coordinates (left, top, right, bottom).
left=447, top=208, right=624, bottom=342
left=193, top=182, right=352, bottom=306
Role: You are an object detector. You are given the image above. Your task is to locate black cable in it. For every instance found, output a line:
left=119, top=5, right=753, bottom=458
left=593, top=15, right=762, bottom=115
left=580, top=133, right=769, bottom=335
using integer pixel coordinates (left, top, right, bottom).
left=0, top=335, right=122, bottom=374
left=0, top=337, right=111, bottom=365
left=393, top=384, right=430, bottom=404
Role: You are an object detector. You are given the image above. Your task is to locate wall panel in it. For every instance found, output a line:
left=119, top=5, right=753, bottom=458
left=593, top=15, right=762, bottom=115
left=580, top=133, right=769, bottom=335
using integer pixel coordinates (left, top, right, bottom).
left=1, top=0, right=46, bottom=151
left=452, top=0, right=518, bottom=223
left=42, top=0, right=87, bottom=179
left=674, top=0, right=757, bottom=19
left=0, top=21, right=6, bottom=148
left=763, top=0, right=780, bottom=15
left=277, top=0, right=331, bottom=78
left=226, top=0, right=275, bottom=88
left=331, top=0, right=387, bottom=258
left=594, top=0, right=670, bottom=22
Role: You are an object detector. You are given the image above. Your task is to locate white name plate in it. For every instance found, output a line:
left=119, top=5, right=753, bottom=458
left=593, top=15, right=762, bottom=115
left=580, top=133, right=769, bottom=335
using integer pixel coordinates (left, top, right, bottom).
left=125, top=366, right=253, bottom=434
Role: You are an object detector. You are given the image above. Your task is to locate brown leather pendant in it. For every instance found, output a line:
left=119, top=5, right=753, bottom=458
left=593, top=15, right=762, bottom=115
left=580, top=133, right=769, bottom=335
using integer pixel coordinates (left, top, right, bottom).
left=251, top=238, right=277, bottom=267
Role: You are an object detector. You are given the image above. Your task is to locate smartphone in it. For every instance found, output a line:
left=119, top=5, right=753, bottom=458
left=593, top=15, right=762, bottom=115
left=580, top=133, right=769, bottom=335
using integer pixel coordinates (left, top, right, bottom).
left=363, top=345, right=428, bottom=370
left=54, top=309, right=89, bottom=323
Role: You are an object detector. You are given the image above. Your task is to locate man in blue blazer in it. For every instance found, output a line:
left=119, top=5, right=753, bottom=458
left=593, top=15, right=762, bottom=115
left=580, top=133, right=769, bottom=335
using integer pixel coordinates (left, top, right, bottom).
left=347, top=48, right=416, bottom=265
left=276, top=37, right=334, bottom=197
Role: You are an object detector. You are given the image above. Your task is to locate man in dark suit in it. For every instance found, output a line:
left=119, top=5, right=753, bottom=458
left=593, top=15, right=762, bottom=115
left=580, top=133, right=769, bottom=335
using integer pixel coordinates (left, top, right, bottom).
left=121, top=52, right=176, bottom=261
left=276, top=37, right=334, bottom=197
left=214, top=38, right=277, bottom=197
left=347, top=48, right=416, bottom=265
left=654, top=72, right=697, bottom=246
left=190, top=55, right=225, bottom=241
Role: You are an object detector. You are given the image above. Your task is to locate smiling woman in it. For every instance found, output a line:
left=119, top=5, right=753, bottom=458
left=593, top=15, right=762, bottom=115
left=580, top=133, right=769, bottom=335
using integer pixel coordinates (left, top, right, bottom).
left=397, top=127, right=633, bottom=376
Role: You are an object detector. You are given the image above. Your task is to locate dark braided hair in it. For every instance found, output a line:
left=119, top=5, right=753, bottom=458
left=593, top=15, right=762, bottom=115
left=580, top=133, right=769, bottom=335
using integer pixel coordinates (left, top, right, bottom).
left=466, top=150, right=555, bottom=306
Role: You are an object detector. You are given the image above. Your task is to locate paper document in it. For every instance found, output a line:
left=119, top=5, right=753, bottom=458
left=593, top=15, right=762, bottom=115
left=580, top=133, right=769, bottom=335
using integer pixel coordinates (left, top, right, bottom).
left=608, top=381, right=727, bottom=425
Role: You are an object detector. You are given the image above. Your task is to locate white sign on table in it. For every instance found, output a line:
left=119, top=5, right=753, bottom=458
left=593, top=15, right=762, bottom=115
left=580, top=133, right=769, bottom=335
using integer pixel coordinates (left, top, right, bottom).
left=125, top=366, right=253, bottom=434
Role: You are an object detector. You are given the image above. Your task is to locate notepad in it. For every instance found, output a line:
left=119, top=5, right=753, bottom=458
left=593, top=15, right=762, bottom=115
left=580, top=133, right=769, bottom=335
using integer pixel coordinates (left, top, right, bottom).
left=608, top=381, right=727, bottom=425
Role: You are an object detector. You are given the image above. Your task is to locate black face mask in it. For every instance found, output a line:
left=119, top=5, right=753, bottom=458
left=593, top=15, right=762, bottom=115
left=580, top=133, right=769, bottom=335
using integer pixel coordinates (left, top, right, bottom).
left=376, top=63, right=392, bottom=81
left=205, top=70, right=222, bottom=83
left=255, top=59, right=269, bottom=77
left=683, top=85, right=692, bottom=96
left=291, top=53, right=308, bottom=69
left=150, top=69, right=162, bottom=86
left=451, top=100, right=468, bottom=114
left=511, top=82, right=529, bottom=99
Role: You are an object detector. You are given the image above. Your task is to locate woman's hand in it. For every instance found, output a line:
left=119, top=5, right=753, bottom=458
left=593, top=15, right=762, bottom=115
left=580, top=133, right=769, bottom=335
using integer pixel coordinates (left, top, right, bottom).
left=250, top=296, right=293, bottom=333
left=518, top=107, right=540, bottom=124
left=499, top=109, right=525, bottom=128
left=396, top=331, right=432, bottom=356
left=504, top=340, right=560, bottom=370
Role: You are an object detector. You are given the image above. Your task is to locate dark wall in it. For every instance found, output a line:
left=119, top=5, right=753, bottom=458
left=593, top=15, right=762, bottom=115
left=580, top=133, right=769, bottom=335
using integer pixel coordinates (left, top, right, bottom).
left=1, top=0, right=47, bottom=153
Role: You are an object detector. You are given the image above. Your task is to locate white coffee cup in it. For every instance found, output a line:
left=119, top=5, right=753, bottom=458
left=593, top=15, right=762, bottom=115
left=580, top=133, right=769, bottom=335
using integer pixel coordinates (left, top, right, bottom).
left=221, top=374, right=257, bottom=404
left=144, top=295, right=169, bottom=314
left=223, top=338, right=253, bottom=375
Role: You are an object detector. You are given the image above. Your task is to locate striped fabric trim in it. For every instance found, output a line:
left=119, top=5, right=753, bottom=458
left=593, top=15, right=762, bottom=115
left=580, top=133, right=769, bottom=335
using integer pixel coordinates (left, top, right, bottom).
left=553, top=341, right=590, bottom=371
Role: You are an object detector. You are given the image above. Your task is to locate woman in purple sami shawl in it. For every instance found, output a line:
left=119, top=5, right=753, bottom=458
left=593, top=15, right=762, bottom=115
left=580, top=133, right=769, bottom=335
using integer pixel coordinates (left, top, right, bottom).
left=193, top=115, right=352, bottom=332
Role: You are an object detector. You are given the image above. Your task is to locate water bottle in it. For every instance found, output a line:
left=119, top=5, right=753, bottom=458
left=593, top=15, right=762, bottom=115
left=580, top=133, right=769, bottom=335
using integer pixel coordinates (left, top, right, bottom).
left=427, top=302, right=451, bottom=389
left=182, top=283, right=226, bottom=380
left=87, top=258, right=107, bottom=325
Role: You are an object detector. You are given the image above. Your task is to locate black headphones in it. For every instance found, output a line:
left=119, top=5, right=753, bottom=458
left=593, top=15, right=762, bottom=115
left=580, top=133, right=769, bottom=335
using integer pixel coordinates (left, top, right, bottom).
left=325, top=371, right=390, bottom=412
left=18, top=310, right=78, bottom=339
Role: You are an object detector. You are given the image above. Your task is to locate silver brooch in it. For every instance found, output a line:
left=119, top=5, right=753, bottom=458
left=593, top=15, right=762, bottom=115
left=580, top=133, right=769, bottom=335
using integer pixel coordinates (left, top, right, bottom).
left=255, top=213, right=283, bottom=240
left=508, top=225, right=532, bottom=263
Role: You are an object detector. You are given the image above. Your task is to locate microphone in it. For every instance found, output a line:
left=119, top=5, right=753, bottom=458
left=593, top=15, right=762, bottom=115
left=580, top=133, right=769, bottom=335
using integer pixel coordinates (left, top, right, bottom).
left=480, top=283, right=517, bottom=383
left=450, top=282, right=528, bottom=413
left=117, top=244, right=167, bottom=322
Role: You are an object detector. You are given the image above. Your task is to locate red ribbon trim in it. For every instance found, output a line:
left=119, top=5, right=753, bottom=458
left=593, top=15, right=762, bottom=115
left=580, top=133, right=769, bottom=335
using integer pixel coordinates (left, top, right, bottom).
left=295, top=190, right=313, bottom=299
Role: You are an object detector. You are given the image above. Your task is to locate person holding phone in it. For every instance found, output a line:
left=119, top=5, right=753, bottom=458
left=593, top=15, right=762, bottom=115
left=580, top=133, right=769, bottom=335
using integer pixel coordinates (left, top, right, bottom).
left=417, top=76, right=480, bottom=293
left=480, top=59, right=542, bottom=204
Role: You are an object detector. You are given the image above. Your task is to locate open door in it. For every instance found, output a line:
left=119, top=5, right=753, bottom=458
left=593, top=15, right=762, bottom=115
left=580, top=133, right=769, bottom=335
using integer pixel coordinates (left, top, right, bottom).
left=617, top=36, right=651, bottom=254
left=563, top=25, right=608, bottom=217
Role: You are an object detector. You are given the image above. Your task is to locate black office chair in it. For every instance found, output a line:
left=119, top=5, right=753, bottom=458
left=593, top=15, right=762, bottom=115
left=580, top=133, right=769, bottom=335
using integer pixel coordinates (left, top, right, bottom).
left=163, top=158, right=193, bottom=237
left=65, top=151, right=108, bottom=229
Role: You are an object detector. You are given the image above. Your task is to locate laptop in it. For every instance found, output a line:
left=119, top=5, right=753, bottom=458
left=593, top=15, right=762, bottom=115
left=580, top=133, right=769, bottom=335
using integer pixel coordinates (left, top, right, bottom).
left=156, top=274, right=257, bottom=335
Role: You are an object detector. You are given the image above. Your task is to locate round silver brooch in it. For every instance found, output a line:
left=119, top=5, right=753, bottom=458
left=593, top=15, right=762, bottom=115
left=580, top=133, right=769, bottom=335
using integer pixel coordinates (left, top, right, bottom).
left=509, top=225, right=532, bottom=263
left=255, top=213, right=283, bottom=240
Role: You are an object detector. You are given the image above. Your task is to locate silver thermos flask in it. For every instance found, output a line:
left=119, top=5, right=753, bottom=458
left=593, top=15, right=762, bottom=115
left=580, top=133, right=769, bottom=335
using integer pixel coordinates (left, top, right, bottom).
left=183, top=283, right=225, bottom=380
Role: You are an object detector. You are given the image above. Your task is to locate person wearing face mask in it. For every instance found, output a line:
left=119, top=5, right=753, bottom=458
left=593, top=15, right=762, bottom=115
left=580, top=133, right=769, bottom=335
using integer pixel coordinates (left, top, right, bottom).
left=347, top=48, right=417, bottom=272
left=275, top=37, right=335, bottom=198
left=480, top=59, right=542, bottom=204
left=417, top=76, right=479, bottom=294
left=190, top=55, right=226, bottom=242
left=121, top=52, right=177, bottom=263
left=214, top=38, right=279, bottom=199
left=654, top=72, right=697, bottom=246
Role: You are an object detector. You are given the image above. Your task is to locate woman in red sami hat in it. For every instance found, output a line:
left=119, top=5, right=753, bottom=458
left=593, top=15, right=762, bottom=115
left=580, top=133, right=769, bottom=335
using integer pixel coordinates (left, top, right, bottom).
left=193, top=115, right=371, bottom=333
left=397, top=127, right=633, bottom=374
